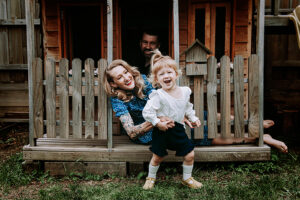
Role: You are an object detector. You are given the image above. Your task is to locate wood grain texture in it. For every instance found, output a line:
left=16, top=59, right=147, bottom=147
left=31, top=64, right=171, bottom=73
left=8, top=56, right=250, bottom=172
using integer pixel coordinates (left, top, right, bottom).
left=72, top=59, right=82, bottom=138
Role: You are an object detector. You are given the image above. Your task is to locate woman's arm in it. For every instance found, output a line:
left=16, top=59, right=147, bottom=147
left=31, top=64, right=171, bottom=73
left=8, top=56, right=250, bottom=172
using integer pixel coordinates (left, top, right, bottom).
left=119, top=113, right=153, bottom=139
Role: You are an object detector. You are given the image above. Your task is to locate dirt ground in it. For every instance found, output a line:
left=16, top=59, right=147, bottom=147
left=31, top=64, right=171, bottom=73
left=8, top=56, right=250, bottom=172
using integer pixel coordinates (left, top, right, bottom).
left=0, top=123, right=29, bottom=162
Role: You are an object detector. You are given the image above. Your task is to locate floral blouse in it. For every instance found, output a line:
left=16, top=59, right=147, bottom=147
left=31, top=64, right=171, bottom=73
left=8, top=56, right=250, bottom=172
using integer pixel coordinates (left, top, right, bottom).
left=110, top=74, right=154, bottom=144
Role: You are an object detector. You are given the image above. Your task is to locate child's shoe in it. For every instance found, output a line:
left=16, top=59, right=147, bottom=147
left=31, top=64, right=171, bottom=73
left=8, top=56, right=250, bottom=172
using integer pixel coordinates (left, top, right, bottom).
left=181, top=177, right=203, bottom=189
left=143, top=177, right=156, bottom=190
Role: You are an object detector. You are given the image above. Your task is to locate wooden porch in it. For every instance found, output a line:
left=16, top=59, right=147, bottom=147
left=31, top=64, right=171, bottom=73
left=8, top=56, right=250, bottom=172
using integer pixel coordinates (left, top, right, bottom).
left=21, top=0, right=271, bottom=175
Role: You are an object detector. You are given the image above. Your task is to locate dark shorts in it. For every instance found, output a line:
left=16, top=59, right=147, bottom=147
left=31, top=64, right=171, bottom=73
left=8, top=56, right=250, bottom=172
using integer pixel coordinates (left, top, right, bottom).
left=150, top=122, right=194, bottom=157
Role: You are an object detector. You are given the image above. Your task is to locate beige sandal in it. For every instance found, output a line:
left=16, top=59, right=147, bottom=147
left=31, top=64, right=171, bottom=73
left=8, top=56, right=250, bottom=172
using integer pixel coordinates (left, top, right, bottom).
left=143, top=177, right=156, bottom=190
left=181, top=177, right=203, bottom=189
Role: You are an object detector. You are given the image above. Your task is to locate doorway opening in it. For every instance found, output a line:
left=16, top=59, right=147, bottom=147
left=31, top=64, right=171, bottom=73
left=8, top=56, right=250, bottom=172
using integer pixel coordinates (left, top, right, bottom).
left=60, top=5, right=102, bottom=63
left=120, top=0, right=171, bottom=67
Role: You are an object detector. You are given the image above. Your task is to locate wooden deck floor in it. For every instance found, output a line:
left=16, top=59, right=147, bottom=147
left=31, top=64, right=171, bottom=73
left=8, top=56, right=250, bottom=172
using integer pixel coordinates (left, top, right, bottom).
left=23, top=136, right=271, bottom=162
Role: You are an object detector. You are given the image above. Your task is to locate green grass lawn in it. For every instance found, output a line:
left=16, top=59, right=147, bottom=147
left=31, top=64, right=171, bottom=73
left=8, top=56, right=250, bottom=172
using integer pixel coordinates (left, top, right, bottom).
left=0, top=150, right=299, bottom=200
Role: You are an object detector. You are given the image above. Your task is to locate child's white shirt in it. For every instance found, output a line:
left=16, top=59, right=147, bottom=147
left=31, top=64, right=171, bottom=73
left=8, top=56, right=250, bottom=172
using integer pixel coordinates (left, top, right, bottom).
left=142, top=86, right=199, bottom=126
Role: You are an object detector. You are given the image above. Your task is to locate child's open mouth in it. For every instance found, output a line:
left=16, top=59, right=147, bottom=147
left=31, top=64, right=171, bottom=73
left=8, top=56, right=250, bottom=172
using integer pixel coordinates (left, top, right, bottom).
left=164, top=79, right=171, bottom=84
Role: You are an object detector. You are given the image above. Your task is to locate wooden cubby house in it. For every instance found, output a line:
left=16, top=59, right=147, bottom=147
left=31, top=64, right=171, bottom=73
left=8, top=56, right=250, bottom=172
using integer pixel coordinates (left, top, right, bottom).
left=8, top=0, right=297, bottom=175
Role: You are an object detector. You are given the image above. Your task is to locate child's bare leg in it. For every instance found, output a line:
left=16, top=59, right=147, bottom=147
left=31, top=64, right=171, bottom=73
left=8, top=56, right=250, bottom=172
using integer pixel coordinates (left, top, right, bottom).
left=263, top=134, right=288, bottom=153
left=182, top=150, right=202, bottom=189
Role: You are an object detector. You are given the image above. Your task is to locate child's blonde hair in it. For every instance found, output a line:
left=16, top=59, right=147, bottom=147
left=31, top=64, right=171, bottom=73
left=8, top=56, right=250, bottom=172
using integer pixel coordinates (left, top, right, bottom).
left=148, top=50, right=182, bottom=88
left=103, top=59, right=145, bottom=102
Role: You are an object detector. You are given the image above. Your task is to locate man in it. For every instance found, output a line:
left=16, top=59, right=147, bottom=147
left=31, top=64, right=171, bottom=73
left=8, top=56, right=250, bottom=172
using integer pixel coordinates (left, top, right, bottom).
left=136, top=30, right=160, bottom=75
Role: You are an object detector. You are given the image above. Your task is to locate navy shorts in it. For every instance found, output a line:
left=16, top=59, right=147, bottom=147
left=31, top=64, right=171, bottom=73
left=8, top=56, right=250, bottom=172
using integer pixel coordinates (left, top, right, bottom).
left=150, top=122, right=194, bottom=157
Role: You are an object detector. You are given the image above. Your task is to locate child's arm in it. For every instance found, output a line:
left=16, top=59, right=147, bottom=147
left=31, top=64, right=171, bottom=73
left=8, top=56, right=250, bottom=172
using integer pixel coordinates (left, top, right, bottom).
left=119, top=113, right=153, bottom=139
left=185, top=102, right=201, bottom=128
left=143, top=91, right=170, bottom=131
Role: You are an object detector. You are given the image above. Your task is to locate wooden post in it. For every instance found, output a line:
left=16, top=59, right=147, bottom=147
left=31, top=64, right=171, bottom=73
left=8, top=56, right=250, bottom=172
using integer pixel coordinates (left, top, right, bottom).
left=85, top=58, right=95, bottom=139
left=25, top=0, right=35, bottom=146
left=207, top=56, right=218, bottom=138
left=98, top=59, right=108, bottom=140
left=256, top=0, right=265, bottom=146
left=107, top=0, right=113, bottom=150
left=45, top=58, right=56, bottom=138
left=220, top=56, right=231, bottom=138
left=59, top=58, right=69, bottom=138
left=173, top=0, right=179, bottom=65
left=233, top=56, right=245, bottom=138
left=248, top=55, right=259, bottom=138
left=72, top=59, right=82, bottom=138
left=32, top=58, right=43, bottom=139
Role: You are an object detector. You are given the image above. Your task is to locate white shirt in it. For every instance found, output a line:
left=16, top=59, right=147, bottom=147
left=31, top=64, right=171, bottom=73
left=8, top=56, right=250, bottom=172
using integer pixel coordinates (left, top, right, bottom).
left=142, top=86, right=199, bottom=126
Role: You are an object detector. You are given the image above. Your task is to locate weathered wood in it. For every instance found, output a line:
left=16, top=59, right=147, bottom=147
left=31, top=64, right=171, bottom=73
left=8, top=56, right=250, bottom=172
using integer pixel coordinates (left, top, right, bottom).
left=207, top=56, right=218, bottom=138
left=32, top=58, right=43, bottom=138
left=220, top=56, right=231, bottom=138
left=84, top=58, right=95, bottom=139
left=59, top=58, right=69, bottom=138
left=0, top=0, right=9, bottom=66
left=264, top=15, right=290, bottom=26
left=0, top=18, right=40, bottom=25
left=72, top=59, right=82, bottom=138
left=173, top=0, right=180, bottom=65
left=0, top=64, right=28, bottom=70
left=107, top=0, right=113, bottom=150
left=23, top=143, right=271, bottom=162
left=98, top=59, right=108, bottom=140
left=186, top=63, right=207, bottom=76
left=193, top=76, right=204, bottom=139
left=248, top=55, right=259, bottom=137
left=26, top=0, right=36, bottom=145
left=45, top=162, right=127, bottom=176
left=233, top=56, right=245, bottom=138
left=45, top=58, right=56, bottom=138
left=257, top=0, right=265, bottom=147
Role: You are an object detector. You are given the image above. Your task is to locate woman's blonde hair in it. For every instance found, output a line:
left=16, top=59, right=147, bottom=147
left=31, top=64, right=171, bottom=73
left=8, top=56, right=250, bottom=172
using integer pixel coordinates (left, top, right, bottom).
left=148, top=50, right=182, bottom=88
left=103, top=59, right=145, bottom=102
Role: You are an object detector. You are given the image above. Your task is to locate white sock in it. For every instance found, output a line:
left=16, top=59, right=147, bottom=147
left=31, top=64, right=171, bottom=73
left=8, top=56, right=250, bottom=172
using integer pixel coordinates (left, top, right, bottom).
left=182, top=164, right=193, bottom=180
left=148, top=164, right=160, bottom=179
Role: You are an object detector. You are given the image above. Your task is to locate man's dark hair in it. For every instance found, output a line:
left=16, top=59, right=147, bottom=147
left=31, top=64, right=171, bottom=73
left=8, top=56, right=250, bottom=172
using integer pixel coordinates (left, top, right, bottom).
left=140, top=29, right=160, bottom=43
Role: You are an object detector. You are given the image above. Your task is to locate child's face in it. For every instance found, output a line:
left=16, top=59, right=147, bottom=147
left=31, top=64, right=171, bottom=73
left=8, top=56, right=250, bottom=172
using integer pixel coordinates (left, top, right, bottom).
left=155, top=66, right=178, bottom=91
left=109, top=65, right=135, bottom=91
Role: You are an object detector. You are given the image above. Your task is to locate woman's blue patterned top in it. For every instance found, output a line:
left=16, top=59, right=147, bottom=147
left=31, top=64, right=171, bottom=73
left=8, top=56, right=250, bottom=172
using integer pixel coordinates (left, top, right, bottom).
left=110, top=74, right=154, bottom=144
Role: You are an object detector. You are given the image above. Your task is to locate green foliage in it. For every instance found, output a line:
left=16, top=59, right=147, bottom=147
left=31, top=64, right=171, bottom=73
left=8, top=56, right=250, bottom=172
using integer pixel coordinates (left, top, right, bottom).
left=0, top=153, right=33, bottom=188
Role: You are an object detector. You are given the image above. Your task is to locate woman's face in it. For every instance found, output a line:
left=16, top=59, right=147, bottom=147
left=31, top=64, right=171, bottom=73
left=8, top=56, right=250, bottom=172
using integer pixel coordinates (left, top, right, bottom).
left=109, top=65, right=135, bottom=91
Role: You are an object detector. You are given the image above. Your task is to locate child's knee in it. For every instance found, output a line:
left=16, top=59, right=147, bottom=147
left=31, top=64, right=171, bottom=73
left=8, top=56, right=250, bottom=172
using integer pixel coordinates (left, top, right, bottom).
left=184, top=151, right=195, bottom=162
left=151, top=154, right=164, bottom=165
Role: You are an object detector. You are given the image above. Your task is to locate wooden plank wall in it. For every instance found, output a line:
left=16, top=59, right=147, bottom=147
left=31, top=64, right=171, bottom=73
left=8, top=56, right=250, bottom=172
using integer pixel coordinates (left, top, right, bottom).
left=0, top=0, right=41, bottom=121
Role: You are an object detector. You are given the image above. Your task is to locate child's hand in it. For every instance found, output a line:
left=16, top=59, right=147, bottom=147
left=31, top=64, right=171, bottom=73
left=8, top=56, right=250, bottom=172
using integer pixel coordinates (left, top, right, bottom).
left=158, top=116, right=175, bottom=128
left=191, top=120, right=201, bottom=128
left=156, top=121, right=170, bottom=131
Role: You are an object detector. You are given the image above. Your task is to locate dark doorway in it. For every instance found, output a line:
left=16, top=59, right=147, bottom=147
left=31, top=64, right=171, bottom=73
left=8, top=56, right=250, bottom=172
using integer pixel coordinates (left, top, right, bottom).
left=61, top=5, right=101, bottom=62
left=120, top=0, right=170, bottom=68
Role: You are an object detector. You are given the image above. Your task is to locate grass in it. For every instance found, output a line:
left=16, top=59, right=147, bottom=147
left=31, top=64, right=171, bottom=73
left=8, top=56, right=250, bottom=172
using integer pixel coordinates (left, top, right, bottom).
left=0, top=151, right=300, bottom=200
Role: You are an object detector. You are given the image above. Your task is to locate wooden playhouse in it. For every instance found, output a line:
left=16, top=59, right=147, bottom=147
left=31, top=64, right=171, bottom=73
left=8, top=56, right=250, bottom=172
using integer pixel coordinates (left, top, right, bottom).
left=18, top=0, right=297, bottom=175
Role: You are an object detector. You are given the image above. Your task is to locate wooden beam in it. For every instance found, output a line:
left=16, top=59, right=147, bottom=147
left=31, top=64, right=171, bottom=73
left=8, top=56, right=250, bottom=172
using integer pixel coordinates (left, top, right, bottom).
left=107, top=0, right=113, bottom=150
left=256, top=0, right=265, bottom=147
left=265, top=15, right=290, bottom=26
left=25, top=0, right=36, bottom=147
left=0, top=64, right=28, bottom=70
left=173, top=0, right=179, bottom=64
left=0, top=19, right=40, bottom=25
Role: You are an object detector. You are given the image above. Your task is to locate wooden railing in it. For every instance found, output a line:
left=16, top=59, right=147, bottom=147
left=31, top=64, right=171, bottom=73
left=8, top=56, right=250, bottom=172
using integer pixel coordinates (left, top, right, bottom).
left=31, top=55, right=261, bottom=147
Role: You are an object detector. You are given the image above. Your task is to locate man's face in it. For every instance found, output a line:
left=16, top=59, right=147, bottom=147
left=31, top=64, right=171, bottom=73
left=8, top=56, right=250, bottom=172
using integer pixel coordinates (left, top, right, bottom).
left=140, top=33, right=160, bottom=59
